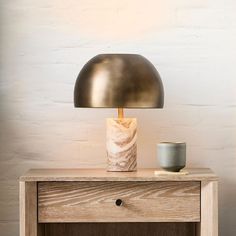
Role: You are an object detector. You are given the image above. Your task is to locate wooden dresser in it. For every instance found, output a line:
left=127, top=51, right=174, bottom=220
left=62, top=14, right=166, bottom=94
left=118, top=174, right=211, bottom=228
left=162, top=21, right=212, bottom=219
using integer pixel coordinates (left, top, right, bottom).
left=19, top=168, right=218, bottom=236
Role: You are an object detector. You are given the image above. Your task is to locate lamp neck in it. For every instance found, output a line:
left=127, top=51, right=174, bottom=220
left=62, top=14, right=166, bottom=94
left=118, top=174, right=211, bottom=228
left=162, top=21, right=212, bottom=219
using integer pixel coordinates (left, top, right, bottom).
left=118, top=108, right=124, bottom=119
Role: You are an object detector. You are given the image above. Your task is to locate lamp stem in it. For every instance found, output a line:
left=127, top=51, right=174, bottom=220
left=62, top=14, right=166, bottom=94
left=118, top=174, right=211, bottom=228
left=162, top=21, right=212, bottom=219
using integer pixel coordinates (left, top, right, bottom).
left=118, top=108, right=124, bottom=119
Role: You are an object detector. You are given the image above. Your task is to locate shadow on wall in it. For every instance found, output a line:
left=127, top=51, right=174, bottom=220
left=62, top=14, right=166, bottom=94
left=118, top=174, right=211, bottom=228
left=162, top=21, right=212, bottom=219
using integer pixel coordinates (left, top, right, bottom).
left=219, top=178, right=236, bottom=235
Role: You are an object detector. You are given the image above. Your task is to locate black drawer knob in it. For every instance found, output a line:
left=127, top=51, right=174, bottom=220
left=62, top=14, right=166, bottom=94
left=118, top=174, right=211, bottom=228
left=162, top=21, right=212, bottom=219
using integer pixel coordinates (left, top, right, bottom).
left=115, top=199, right=123, bottom=206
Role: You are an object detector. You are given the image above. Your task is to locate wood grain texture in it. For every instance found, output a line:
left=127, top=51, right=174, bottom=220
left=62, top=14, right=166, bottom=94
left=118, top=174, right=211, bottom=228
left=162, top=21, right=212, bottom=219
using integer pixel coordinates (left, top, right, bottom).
left=38, top=181, right=200, bottom=223
left=107, top=118, right=137, bottom=171
left=197, top=181, right=218, bottom=236
left=1, top=0, right=235, bottom=235
left=43, top=222, right=197, bottom=236
left=20, top=181, right=43, bottom=236
left=20, top=168, right=218, bottom=182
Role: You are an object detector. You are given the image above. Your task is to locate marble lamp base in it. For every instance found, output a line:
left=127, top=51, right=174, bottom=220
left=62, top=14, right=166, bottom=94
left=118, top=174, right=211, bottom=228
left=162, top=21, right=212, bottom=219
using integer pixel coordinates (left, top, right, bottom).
left=106, top=118, right=137, bottom=171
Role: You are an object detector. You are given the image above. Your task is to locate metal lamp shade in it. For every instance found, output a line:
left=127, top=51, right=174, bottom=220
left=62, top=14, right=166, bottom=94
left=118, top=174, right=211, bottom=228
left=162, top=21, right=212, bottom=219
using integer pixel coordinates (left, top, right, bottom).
left=74, top=54, right=164, bottom=108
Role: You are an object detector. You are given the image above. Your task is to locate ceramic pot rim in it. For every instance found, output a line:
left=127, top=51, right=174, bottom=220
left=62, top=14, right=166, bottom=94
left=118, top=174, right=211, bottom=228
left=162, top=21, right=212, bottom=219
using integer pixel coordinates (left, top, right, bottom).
left=157, top=142, right=186, bottom=146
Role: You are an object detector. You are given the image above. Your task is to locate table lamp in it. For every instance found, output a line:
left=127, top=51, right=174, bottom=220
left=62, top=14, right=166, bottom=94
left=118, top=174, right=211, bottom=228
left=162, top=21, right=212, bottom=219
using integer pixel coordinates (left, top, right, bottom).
left=74, top=54, right=164, bottom=172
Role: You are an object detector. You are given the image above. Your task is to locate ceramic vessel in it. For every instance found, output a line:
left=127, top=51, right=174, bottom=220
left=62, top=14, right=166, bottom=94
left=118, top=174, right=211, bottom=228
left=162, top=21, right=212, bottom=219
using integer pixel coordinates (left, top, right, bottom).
left=157, top=142, right=186, bottom=172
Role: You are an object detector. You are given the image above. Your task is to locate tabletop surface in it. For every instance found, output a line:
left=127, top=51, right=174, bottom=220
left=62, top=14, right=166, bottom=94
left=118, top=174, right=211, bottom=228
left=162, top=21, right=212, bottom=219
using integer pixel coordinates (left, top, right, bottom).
left=20, top=168, right=218, bottom=182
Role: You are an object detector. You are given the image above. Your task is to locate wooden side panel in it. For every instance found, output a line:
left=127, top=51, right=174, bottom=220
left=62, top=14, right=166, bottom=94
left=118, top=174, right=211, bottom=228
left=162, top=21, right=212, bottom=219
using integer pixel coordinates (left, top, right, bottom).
left=44, top=222, right=196, bottom=236
left=20, top=182, right=26, bottom=236
left=197, top=181, right=218, bottom=236
left=20, top=181, right=38, bottom=236
left=20, top=181, right=44, bottom=236
left=38, top=181, right=200, bottom=223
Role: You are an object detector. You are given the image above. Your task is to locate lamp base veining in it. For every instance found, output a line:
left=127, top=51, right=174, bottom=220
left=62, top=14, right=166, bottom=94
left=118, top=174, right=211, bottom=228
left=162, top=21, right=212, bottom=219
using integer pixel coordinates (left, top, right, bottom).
left=106, top=118, right=137, bottom=172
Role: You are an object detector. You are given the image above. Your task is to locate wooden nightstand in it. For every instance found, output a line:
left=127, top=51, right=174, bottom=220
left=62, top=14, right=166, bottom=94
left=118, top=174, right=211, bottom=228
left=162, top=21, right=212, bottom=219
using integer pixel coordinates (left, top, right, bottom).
left=20, top=168, right=218, bottom=236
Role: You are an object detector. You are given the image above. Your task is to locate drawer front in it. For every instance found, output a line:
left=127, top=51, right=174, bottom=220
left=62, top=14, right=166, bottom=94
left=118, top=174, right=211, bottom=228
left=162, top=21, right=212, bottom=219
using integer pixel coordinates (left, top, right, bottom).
left=38, top=181, right=200, bottom=223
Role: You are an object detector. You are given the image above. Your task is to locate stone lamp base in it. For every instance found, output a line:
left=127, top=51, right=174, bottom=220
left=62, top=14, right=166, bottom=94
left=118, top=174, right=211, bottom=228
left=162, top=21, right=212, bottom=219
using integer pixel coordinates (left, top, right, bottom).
left=106, top=118, right=137, bottom=171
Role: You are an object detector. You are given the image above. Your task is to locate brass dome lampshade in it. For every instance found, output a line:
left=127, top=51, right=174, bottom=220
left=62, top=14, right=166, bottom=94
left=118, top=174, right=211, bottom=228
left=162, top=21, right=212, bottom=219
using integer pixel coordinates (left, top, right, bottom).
left=74, top=54, right=164, bottom=171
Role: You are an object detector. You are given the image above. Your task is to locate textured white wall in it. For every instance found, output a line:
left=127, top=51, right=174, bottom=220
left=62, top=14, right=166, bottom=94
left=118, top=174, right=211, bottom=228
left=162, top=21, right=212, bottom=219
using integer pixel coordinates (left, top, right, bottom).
left=0, top=0, right=236, bottom=235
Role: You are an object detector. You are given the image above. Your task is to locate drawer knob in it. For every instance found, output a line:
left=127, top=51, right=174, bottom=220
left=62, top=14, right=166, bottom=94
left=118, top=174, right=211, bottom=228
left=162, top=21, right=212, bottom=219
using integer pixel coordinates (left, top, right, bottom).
left=115, top=199, right=123, bottom=206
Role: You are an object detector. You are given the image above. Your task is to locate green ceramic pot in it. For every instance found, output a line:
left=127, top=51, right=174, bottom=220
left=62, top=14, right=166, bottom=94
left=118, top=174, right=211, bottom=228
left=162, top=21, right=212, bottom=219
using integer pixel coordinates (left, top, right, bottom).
left=157, top=142, right=186, bottom=172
